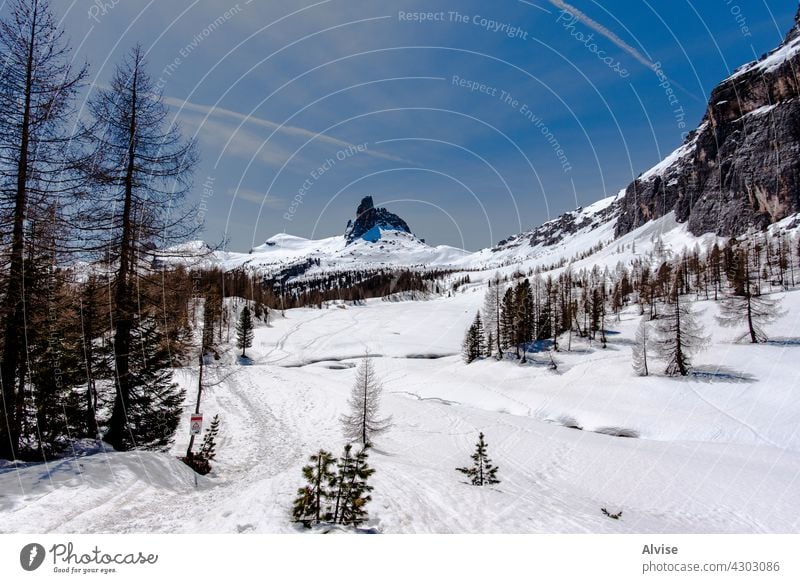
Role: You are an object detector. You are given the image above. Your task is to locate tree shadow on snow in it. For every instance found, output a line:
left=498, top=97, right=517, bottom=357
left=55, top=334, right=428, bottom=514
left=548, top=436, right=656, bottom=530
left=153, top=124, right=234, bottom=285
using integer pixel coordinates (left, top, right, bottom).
left=689, top=365, right=756, bottom=384
left=766, top=337, right=800, bottom=346
left=550, top=415, right=583, bottom=430
left=593, top=426, right=640, bottom=438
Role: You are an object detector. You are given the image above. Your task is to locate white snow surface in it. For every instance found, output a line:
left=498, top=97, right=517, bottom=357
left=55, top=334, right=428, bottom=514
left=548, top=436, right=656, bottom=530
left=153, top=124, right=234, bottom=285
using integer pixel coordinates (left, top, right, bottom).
left=638, top=124, right=706, bottom=183
left=9, top=175, right=800, bottom=533
left=729, top=34, right=800, bottom=79
left=2, top=282, right=800, bottom=533
left=161, top=230, right=471, bottom=277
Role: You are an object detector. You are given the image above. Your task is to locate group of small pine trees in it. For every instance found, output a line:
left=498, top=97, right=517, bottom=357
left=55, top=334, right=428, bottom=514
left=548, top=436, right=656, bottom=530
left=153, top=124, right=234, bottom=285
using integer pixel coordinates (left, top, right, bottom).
left=292, top=444, right=375, bottom=528
left=291, top=355, right=505, bottom=529
left=463, top=312, right=488, bottom=363
left=464, top=270, right=607, bottom=363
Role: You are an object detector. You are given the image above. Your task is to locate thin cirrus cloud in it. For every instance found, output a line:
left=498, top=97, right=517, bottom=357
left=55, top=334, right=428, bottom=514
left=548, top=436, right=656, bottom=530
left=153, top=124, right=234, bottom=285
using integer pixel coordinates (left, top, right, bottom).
left=227, top=188, right=286, bottom=208
left=162, top=95, right=410, bottom=164
left=547, top=0, right=655, bottom=70
left=180, top=116, right=298, bottom=168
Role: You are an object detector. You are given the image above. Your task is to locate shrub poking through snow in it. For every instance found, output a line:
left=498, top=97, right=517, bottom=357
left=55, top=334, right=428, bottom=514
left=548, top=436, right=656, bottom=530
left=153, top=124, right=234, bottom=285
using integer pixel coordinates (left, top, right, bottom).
left=457, top=432, right=500, bottom=486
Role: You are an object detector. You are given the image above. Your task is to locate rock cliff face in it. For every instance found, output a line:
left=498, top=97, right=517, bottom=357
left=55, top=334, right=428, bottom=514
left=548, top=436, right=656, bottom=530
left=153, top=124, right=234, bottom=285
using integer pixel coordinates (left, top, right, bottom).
left=344, top=196, right=412, bottom=243
left=616, top=8, right=800, bottom=237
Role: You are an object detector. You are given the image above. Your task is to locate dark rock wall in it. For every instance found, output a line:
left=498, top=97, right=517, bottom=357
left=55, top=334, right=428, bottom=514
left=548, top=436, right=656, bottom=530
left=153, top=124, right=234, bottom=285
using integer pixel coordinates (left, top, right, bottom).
left=616, top=9, right=800, bottom=237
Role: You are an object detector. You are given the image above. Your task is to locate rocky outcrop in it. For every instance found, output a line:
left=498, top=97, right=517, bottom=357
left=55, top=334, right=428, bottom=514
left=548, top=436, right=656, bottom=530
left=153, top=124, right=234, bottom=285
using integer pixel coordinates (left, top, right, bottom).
left=496, top=195, right=620, bottom=251
left=344, top=196, right=412, bottom=243
left=616, top=8, right=800, bottom=237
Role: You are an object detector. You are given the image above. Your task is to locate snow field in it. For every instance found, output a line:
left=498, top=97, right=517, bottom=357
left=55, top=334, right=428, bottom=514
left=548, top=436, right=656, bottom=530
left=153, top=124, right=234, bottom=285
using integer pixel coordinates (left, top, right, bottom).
left=2, top=286, right=799, bottom=533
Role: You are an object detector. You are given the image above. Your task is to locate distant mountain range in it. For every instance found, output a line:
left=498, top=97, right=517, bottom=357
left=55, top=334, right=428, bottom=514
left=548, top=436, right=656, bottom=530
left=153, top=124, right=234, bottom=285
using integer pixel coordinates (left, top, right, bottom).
left=168, top=8, right=800, bottom=280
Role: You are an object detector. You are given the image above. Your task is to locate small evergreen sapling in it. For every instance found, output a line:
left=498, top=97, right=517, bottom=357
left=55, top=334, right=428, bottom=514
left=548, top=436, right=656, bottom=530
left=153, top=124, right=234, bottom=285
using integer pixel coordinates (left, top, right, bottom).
left=182, top=414, right=221, bottom=475
left=457, top=432, right=500, bottom=486
left=332, top=444, right=375, bottom=526
left=236, top=305, right=254, bottom=358
left=292, top=450, right=337, bottom=527
left=196, top=414, right=221, bottom=474
left=462, top=311, right=487, bottom=363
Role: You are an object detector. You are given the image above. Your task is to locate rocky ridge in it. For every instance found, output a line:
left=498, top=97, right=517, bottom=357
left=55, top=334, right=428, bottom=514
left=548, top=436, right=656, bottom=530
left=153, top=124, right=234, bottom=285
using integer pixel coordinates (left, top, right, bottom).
left=344, top=196, right=412, bottom=243
left=616, top=7, right=800, bottom=237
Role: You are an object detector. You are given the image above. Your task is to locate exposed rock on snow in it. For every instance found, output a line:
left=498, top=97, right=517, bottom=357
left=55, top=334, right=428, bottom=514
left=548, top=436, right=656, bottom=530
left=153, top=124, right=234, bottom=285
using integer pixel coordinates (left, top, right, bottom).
left=344, top=196, right=412, bottom=243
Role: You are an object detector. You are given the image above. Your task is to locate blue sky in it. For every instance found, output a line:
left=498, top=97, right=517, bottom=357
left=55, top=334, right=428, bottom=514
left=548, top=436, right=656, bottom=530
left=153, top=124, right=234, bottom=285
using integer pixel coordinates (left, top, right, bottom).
left=49, top=0, right=799, bottom=251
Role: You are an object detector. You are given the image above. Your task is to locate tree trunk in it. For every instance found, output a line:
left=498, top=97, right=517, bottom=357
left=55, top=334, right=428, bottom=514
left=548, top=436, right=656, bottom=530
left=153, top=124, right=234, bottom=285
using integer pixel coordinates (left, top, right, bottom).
left=675, top=295, right=687, bottom=376
left=105, top=60, right=139, bottom=450
left=746, top=291, right=757, bottom=344
left=0, top=3, right=38, bottom=459
left=361, top=376, right=368, bottom=445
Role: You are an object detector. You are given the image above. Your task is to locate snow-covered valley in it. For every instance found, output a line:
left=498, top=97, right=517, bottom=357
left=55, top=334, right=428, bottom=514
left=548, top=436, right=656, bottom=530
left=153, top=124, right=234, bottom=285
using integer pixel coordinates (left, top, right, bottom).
left=3, top=283, right=799, bottom=534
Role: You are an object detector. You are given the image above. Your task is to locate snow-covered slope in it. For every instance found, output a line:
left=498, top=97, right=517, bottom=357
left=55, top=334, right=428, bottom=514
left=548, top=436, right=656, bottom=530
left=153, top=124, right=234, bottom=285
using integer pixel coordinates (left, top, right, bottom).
left=159, top=190, right=630, bottom=278
left=214, top=231, right=470, bottom=275
left=3, top=288, right=800, bottom=533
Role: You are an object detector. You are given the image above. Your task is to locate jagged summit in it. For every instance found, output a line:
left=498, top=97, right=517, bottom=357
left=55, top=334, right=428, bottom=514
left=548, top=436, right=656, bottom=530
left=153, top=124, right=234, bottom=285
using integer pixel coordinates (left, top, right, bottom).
left=784, top=4, right=800, bottom=43
left=615, top=5, right=800, bottom=238
left=344, top=196, right=412, bottom=243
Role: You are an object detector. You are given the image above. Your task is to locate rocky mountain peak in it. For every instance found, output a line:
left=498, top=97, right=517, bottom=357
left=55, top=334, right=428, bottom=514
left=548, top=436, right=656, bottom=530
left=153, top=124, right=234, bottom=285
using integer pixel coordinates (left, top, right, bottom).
left=615, top=8, right=800, bottom=238
left=344, top=196, right=412, bottom=243
left=785, top=4, right=800, bottom=43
